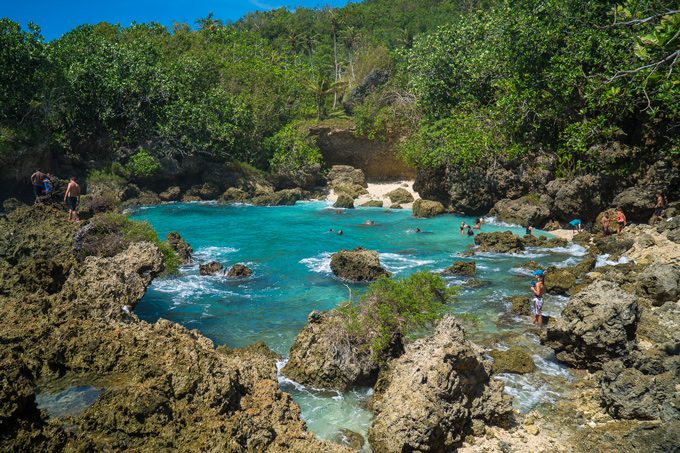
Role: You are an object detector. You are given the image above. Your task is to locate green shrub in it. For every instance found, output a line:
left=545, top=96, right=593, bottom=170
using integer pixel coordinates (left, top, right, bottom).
left=339, top=272, right=457, bottom=359
left=86, top=168, right=128, bottom=187
left=126, top=149, right=161, bottom=178
left=74, top=212, right=179, bottom=275
left=266, top=123, right=322, bottom=174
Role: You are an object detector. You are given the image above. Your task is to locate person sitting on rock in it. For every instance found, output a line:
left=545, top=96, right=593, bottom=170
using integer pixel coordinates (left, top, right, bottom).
left=530, top=269, right=545, bottom=328
left=474, top=218, right=482, bottom=230
left=615, top=207, right=626, bottom=234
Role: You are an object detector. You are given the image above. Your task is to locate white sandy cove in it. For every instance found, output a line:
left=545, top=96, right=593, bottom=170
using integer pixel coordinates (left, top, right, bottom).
left=327, top=180, right=420, bottom=209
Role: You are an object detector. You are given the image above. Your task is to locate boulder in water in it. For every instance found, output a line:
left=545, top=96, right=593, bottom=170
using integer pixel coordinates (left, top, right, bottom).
left=166, top=232, right=193, bottom=264
left=367, top=316, right=513, bottom=452
left=412, top=199, right=445, bottom=218
left=333, top=194, right=355, bottom=209
left=489, top=347, right=536, bottom=374
left=389, top=203, right=402, bottom=209
left=226, top=264, right=253, bottom=278
left=543, top=280, right=639, bottom=369
left=474, top=231, right=525, bottom=253
left=219, top=187, right=249, bottom=203
left=360, top=200, right=384, bottom=208
left=200, top=261, right=224, bottom=276
left=252, top=188, right=303, bottom=206
left=330, top=247, right=389, bottom=282
left=442, top=261, right=476, bottom=276
left=385, top=188, right=414, bottom=204
left=594, top=236, right=635, bottom=255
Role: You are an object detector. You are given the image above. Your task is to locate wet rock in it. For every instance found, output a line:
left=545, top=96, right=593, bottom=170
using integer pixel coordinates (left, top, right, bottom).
left=635, top=264, right=680, bottom=306
left=166, top=232, right=192, bottom=264
left=490, top=196, right=550, bottom=227
left=368, top=316, right=513, bottom=452
left=389, top=204, right=402, bottom=209
left=219, top=187, right=249, bottom=203
left=333, top=194, right=355, bottom=209
left=282, top=311, right=381, bottom=390
left=474, top=231, right=524, bottom=254
left=199, top=261, right=223, bottom=276
left=360, top=200, right=384, bottom=208
left=543, top=280, right=639, bottom=369
left=330, top=247, right=389, bottom=282
left=159, top=186, right=181, bottom=202
left=594, top=236, right=635, bottom=255
left=544, top=268, right=577, bottom=295
left=252, top=188, right=304, bottom=206
left=443, top=261, right=477, bottom=276
left=489, top=348, right=536, bottom=374
left=572, top=232, right=593, bottom=247
left=327, top=165, right=367, bottom=188
left=385, top=188, right=414, bottom=205
left=226, top=264, right=253, bottom=278
left=521, top=234, right=568, bottom=248
left=181, top=194, right=202, bottom=202
left=412, top=199, right=445, bottom=218
left=337, top=428, right=365, bottom=449
left=508, top=296, right=531, bottom=316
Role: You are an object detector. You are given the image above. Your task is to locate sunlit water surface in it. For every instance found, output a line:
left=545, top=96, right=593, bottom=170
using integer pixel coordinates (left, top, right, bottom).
left=130, top=201, right=583, bottom=445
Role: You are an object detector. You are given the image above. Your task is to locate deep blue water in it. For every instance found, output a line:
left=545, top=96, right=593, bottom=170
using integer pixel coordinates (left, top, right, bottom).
left=130, top=201, right=582, bottom=443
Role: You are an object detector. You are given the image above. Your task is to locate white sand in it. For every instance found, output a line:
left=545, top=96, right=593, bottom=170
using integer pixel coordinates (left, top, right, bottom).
left=549, top=229, right=576, bottom=241
left=327, top=180, right=419, bottom=209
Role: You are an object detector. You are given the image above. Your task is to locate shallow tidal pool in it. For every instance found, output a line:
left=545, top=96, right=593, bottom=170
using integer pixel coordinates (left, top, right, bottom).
left=130, top=201, right=582, bottom=445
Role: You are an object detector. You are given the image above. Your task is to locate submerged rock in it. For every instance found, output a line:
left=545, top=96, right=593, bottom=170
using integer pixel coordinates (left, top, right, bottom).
left=337, top=428, right=365, bottom=450
left=543, top=280, right=639, bottom=369
left=385, top=188, right=414, bottom=205
left=282, top=311, right=381, bottom=390
left=330, top=247, right=389, bottom=282
left=166, top=232, right=193, bottom=264
left=489, top=347, right=536, bottom=374
left=412, top=199, right=445, bottom=218
left=200, top=261, right=224, bottom=276
left=226, top=264, right=253, bottom=278
left=333, top=194, right=355, bottom=209
left=368, top=316, right=513, bottom=452
left=443, top=261, right=477, bottom=276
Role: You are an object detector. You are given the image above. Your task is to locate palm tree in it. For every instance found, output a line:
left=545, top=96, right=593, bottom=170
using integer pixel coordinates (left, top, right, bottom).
left=303, top=73, right=348, bottom=120
left=341, top=26, right=360, bottom=85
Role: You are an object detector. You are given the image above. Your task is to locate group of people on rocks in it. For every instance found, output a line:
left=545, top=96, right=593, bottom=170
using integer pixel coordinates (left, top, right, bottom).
left=30, top=169, right=81, bottom=222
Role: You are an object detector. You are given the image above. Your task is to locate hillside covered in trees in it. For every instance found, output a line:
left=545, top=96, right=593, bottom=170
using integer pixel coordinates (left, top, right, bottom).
left=1, top=0, right=678, bottom=199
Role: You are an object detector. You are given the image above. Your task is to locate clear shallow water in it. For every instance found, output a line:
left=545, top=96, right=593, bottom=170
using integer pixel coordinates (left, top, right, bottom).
left=130, top=201, right=581, bottom=444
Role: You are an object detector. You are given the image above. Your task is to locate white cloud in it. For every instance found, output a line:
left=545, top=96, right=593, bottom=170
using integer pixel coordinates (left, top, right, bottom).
left=248, top=0, right=275, bottom=10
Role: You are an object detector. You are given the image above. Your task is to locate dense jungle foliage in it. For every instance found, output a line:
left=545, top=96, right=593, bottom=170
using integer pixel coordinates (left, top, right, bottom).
left=1, top=0, right=678, bottom=179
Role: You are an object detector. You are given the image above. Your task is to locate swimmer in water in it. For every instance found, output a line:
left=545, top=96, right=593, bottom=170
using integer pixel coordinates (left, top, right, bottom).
left=460, top=221, right=467, bottom=235
left=337, top=230, right=343, bottom=235
left=416, top=227, right=421, bottom=233
left=365, top=220, right=375, bottom=226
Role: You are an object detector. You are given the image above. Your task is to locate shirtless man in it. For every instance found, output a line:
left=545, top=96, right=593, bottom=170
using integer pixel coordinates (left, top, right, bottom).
left=30, top=169, right=46, bottom=203
left=64, top=177, right=81, bottom=222
left=531, top=269, right=545, bottom=328
left=652, top=192, right=665, bottom=225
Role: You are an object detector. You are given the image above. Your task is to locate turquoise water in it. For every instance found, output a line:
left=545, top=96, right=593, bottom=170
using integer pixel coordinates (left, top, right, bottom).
left=130, top=201, right=582, bottom=444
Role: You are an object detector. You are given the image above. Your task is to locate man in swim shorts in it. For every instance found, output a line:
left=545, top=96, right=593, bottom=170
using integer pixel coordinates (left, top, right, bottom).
left=64, top=176, right=81, bottom=222
left=531, top=269, right=545, bottom=328
left=31, top=169, right=46, bottom=203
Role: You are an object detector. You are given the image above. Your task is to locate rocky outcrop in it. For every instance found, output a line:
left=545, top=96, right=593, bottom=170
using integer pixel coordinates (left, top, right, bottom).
left=360, top=200, right=384, bottom=208
left=635, top=264, right=680, bottom=306
left=544, top=175, right=610, bottom=222
left=330, top=247, right=389, bottom=282
left=474, top=231, right=525, bottom=254
left=159, top=185, right=181, bottom=201
left=219, top=187, right=250, bottom=204
left=489, top=347, right=536, bottom=374
left=199, top=261, right=223, bottom=276
left=251, top=188, right=304, bottom=206
left=543, top=280, right=639, bottom=369
left=226, top=264, right=253, bottom=278
left=490, top=196, right=551, bottom=227
left=368, top=316, right=513, bottom=452
left=443, top=261, right=477, bottom=276
left=282, top=311, right=380, bottom=391
left=612, top=185, right=657, bottom=223
left=333, top=194, right=355, bottom=209
left=508, top=295, right=531, bottom=315
left=544, top=267, right=577, bottom=295
left=385, top=188, right=414, bottom=204
left=327, top=165, right=367, bottom=188
left=412, top=199, right=445, bottom=218
left=166, top=232, right=192, bottom=264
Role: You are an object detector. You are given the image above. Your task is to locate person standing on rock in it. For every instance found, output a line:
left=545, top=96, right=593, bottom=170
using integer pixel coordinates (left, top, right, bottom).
left=602, top=213, right=611, bottom=236
left=64, top=176, right=81, bottom=222
left=615, top=207, right=626, bottom=234
left=30, top=169, right=46, bottom=203
left=530, top=269, right=545, bottom=328
left=652, top=192, right=666, bottom=225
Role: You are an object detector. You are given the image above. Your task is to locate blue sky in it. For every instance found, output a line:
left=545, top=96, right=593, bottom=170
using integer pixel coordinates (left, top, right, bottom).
left=2, top=0, right=352, bottom=40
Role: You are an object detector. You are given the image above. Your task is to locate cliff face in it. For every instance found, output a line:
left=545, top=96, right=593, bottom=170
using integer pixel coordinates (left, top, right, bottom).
left=310, top=125, right=415, bottom=181
left=0, top=205, right=345, bottom=452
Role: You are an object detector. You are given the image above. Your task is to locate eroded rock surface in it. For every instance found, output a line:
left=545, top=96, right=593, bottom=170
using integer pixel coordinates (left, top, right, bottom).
left=368, top=316, right=513, bottom=452
left=412, top=199, right=445, bottom=218
left=330, top=247, right=389, bottom=282
left=490, top=196, right=550, bottom=227
left=166, top=231, right=192, bottom=264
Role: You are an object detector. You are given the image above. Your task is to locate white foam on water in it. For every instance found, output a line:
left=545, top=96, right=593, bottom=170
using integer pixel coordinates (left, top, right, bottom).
left=509, top=267, right=535, bottom=276
left=482, top=216, right=522, bottom=228
left=595, top=254, right=630, bottom=268
left=474, top=251, right=549, bottom=259
left=532, top=243, right=588, bottom=257
left=533, top=354, right=572, bottom=379
left=193, top=246, right=239, bottom=262
left=380, top=253, right=434, bottom=273
left=300, top=252, right=333, bottom=274
left=554, top=257, right=580, bottom=268
left=495, top=373, right=562, bottom=413
left=152, top=275, right=239, bottom=300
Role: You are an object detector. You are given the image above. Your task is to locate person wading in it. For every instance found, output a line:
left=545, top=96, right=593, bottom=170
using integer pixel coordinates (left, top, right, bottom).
left=530, top=269, right=545, bottom=328
left=64, top=176, right=81, bottom=222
